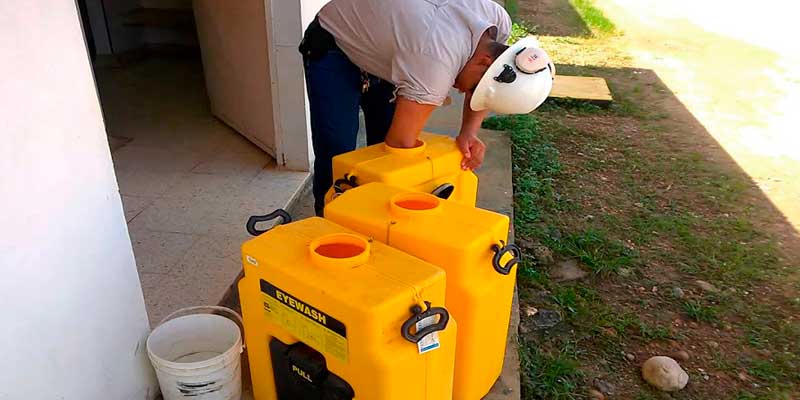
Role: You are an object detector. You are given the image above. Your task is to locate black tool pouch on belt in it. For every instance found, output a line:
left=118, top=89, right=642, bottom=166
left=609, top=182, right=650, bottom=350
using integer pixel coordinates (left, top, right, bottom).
left=299, top=17, right=337, bottom=61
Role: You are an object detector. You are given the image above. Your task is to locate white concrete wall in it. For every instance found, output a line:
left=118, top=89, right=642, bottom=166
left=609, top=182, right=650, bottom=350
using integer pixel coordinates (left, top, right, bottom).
left=0, top=2, right=158, bottom=399
left=299, top=0, right=329, bottom=167
left=268, top=0, right=329, bottom=171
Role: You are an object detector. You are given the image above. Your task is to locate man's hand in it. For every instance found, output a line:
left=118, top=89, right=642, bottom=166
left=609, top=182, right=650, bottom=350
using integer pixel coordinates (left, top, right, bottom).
left=456, top=133, right=486, bottom=170
left=456, top=92, right=489, bottom=170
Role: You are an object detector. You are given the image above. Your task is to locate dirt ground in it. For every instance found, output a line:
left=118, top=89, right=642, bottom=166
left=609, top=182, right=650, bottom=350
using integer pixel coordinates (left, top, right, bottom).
left=512, top=0, right=800, bottom=398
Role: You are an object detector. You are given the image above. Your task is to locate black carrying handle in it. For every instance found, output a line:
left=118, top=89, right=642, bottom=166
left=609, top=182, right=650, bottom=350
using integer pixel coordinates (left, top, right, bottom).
left=491, top=240, right=521, bottom=275
left=401, top=301, right=450, bottom=344
left=246, top=209, right=292, bottom=236
left=332, top=174, right=358, bottom=195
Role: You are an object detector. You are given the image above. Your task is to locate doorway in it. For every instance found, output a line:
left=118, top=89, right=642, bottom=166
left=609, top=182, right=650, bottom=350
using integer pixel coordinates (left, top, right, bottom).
left=75, top=0, right=309, bottom=323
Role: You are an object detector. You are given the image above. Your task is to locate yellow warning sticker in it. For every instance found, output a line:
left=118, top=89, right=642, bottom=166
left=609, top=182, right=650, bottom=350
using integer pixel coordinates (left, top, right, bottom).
left=260, top=279, right=348, bottom=362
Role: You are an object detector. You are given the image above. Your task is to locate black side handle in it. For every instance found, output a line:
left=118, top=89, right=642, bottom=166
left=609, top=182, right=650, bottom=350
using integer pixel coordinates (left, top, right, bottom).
left=491, top=241, right=521, bottom=275
left=401, top=301, right=450, bottom=344
left=431, top=183, right=455, bottom=200
left=332, top=174, right=358, bottom=195
left=246, top=209, right=292, bottom=236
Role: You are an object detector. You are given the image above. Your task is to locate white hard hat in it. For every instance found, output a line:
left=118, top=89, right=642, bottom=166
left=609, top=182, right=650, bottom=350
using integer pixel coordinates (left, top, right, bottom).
left=470, top=37, right=555, bottom=114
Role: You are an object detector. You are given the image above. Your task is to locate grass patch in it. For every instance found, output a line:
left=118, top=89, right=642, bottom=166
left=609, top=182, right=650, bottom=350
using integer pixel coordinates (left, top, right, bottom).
left=486, top=67, right=797, bottom=396
left=683, top=300, right=718, bottom=322
left=505, top=0, right=538, bottom=45
left=747, top=359, right=783, bottom=382
left=638, top=321, right=674, bottom=341
left=489, top=1, right=799, bottom=394
left=568, top=0, right=616, bottom=35
left=509, top=21, right=537, bottom=44
left=547, top=228, right=637, bottom=275
left=520, top=341, right=584, bottom=399
left=551, top=286, right=581, bottom=316
left=483, top=114, right=561, bottom=234
left=635, top=394, right=658, bottom=400
left=505, top=0, right=519, bottom=19
left=538, top=98, right=605, bottom=114
left=489, top=109, right=795, bottom=396
left=630, top=206, right=780, bottom=285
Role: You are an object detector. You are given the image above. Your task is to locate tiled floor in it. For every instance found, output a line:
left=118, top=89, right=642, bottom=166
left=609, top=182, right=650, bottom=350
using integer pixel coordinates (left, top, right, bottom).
left=95, top=56, right=309, bottom=324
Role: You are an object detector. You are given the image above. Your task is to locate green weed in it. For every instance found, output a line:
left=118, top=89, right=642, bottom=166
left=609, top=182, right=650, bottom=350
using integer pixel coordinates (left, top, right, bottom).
left=518, top=258, right=550, bottom=287
left=483, top=114, right=561, bottom=234
left=635, top=392, right=658, bottom=400
left=683, top=300, right=718, bottom=322
left=568, top=0, right=616, bottom=35
left=638, top=322, right=673, bottom=341
left=548, top=229, right=637, bottom=275
left=509, top=21, right=537, bottom=44
left=747, top=359, right=783, bottom=382
left=505, top=0, right=518, bottom=18
left=538, top=98, right=605, bottom=114
left=520, top=341, right=584, bottom=399
left=551, top=287, right=581, bottom=316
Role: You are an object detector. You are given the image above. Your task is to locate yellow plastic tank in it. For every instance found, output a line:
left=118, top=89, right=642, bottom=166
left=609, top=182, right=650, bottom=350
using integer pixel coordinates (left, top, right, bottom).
left=324, top=183, right=520, bottom=400
left=239, top=215, right=457, bottom=400
left=324, top=132, right=478, bottom=206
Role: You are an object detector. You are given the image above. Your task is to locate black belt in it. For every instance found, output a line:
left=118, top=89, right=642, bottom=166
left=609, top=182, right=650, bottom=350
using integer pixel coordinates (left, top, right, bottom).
left=299, top=17, right=338, bottom=61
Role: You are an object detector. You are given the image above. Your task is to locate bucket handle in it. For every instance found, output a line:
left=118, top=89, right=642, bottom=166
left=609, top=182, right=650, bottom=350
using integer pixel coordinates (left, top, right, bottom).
left=157, top=306, right=245, bottom=348
left=491, top=240, right=521, bottom=275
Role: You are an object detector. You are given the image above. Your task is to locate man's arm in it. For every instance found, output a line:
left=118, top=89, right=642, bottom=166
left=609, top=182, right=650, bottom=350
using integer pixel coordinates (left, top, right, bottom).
left=457, top=92, right=489, bottom=170
left=384, top=94, right=487, bottom=170
left=384, top=96, right=436, bottom=148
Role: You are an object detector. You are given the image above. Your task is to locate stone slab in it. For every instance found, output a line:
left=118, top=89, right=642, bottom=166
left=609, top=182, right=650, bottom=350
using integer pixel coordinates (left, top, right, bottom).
left=551, top=75, right=613, bottom=105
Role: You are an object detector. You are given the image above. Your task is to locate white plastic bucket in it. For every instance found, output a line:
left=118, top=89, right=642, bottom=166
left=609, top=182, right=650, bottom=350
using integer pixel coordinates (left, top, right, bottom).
left=147, top=306, right=244, bottom=400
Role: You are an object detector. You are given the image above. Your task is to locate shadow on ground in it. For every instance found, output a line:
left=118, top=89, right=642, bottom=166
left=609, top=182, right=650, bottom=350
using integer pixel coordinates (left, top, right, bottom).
left=557, top=62, right=800, bottom=250
left=515, top=62, right=800, bottom=398
left=518, top=0, right=590, bottom=37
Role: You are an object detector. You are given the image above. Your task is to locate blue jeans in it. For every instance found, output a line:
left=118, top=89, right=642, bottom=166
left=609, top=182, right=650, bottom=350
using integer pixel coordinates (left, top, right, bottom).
left=304, top=49, right=396, bottom=216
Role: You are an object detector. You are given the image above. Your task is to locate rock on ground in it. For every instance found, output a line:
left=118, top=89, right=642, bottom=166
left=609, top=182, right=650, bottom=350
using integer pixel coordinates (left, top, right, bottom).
left=588, top=389, right=605, bottom=399
left=550, top=259, right=588, bottom=282
left=642, top=356, right=689, bottom=392
left=517, top=238, right=554, bottom=265
left=532, top=309, right=562, bottom=329
left=695, top=280, right=719, bottom=293
left=592, top=377, right=616, bottom=395
left=672, top=350, right=690, bottom=362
